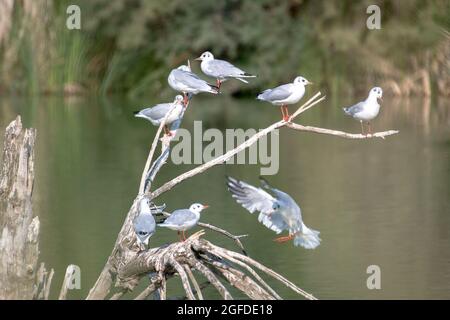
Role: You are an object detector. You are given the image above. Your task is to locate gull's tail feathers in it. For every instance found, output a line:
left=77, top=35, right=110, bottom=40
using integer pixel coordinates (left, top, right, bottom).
left=293, top=223, right=321, bottom=249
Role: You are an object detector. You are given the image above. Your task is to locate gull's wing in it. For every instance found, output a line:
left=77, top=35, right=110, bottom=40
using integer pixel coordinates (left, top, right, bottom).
left=161, top=209, right=196, bottom=227
left=208, top=59, right=246, bottom=77
left=137, top=103, right=172, bottom=121
left=260, top=177, right=302, bottom=221
left=343, top=101, right=365, bottom=116
left=226, top=176, right=290, bottom=234
left=258, top=211, right=288, bottom=234
left=257, top=84, right=292, bottom=102
left=175, top=69, right=215, bottom=91
left=133, top=214, right=156, bottom=237
left=226, top=176, right=275, bottom=214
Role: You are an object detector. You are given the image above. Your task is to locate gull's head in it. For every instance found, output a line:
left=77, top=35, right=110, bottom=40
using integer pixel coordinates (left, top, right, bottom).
left=195, top=51, right=214, bottom=61
left=189, top=203, right=209, bottom=214
left=293, top=76, right=313, bottom=86
left=174, top=95, right=184, bottom=104
left=177, top=65, right=191, bottom=72
left=369, top=87, right=383, bottom=101
left=136, top=230, right=151, bottom=246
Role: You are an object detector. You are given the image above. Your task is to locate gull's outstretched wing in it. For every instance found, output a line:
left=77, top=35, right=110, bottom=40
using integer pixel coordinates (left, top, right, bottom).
left=226, top=176, right=289, bottom=233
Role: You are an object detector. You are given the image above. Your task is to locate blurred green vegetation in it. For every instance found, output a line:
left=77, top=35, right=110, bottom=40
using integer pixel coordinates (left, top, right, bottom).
left=0, top=0, right=448, bottom=98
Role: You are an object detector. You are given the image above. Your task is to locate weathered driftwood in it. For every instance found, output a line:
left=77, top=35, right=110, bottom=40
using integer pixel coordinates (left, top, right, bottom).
left=87, top=91, right=399, bottom=300
left=0, top=116, right=53, bottom=299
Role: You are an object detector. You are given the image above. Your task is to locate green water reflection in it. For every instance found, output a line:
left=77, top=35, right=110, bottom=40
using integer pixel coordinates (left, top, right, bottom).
left=0, top=93, right=449, bottom=299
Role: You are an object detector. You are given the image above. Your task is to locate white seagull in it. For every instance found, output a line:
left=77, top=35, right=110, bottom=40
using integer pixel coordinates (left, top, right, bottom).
left=133, top=198, right=157, bottom=248
left=195, top=51, right=256, bottom=91
left=226, top=176, right=321, bottom=249
left=158, top=203, right=209, bottom=241
left=343, top=87, right=383, bottom=135
left=168, top=65, right=218, bottom=105
left=257, top=76, right=312, bottom=121
left=134, top=95, right=185, bottom=136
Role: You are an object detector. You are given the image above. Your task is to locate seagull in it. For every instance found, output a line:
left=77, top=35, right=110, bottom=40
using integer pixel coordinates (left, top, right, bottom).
left=158, top=203, right=209, bottom=241
left=133, top=198, right=157, bottom=248
left=168, top=65, right=219, bottom=105
left=195, top=51, right=256, bottom=91
left=134, top=95, right=185, bottom=136
left=226, top=176, right=321, bottom=249
left=257, top=76, right=312, bottom=121
left=343, top=87, right=383, bottom=135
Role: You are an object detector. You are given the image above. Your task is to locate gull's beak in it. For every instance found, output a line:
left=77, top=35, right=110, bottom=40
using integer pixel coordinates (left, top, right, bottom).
left=379, top=96, right=383, bottom=101
left=307, top=81, right=314, bottom=85
left=195, top=57, right=202, bottom=61
left=202, top=204, right=209, bottom=209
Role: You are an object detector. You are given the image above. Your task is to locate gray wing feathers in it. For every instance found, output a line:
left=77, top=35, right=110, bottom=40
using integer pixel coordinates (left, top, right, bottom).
left=176, top=70, right=214, bottom=91
left=210, top=60, right=246, bottom=77
left=343, top=101, right=364, bottom=115
left=139, top=103, right=171, bottom=121
left=162, top=209, right=196, bottom=226
left=258, top=212, right=288, bottom=234
left=257, top=84, right=292, bottom=102
left=226, top=176, right=275, bottom=214
left=134, top=214, right=156, bottom=236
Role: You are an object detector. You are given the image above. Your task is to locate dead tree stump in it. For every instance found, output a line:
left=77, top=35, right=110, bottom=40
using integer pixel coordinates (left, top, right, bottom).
left=0, top=116, right=50, bottom=299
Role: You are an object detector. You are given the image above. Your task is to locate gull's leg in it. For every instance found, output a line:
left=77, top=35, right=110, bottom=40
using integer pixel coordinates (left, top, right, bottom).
left=279, top=106, right=285, bottom=120
left=367, top=122, right=372, bottom=135
left=182, top=230, right=187, bottom=241
left=216, top=79, right=222, bottom=93
left=164, top=125, right=172, bottom=137
left=183, top=93, right=189, bottom=106
left=177, top=231, right=181, bottom=241
left=360, top=120, right=365, bottom=135
left=283, top=105, right=290, bottom=121
left=274, top=234, right=295, bottom=243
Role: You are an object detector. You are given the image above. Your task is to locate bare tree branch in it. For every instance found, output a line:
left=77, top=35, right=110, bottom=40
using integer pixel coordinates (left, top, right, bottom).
left=286, top=123, right=399, bottom=139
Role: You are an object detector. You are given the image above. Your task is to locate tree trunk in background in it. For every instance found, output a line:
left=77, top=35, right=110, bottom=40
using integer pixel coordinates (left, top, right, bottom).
left=0, top=116, right=39, bottom=299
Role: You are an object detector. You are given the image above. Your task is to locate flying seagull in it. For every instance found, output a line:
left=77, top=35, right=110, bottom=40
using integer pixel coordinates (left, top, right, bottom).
left=134, top=95, right=185, bottom=136
left=168, top=64, right=219, bottom=105
left=158, top=203, right=209, bottom=241
left=195, top=51, right=256, bottom=91
left=343, top=87, right=383, bottom=135
left=257, top=76, right=312, bottom=121
left=133, top=198, right=158, bottom=249
left=226, top=176, right=321, bottom=249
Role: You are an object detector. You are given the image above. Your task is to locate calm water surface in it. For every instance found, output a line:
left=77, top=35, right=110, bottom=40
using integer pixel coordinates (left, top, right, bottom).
left=0, top=93, right=449, bottom=299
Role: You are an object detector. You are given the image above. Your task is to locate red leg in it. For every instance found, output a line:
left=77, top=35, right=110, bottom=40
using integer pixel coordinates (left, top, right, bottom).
left=164, top=125, right=172, bottom=136
left=367, top=122, right=372, bottom=135
left=216, top=79, right=222, bottom=93
left=274, top=234, right=294, bottom=243
left=280, top=106, right=285, bottom=120
left=283, top=105, right=290, bottom=121
left=360, top=121, right=364, bottom=135
left=183, top=93, right=189, bottom=107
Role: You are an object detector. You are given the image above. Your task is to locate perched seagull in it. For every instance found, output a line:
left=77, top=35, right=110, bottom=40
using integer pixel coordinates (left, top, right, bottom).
left=195, top=51, right=256, bottom=91
left=158, top=203, right=209, bottom=241
left=134, top=95, right=184, bottom=136
left=133, top=198, right=157, bottom=248
left=226, top=176, right=321, bottom=249
left=168, top=64, right=219, bottom=105
left=257, top=76, right=312, bottom=121
left=343, top=87, right=383, bottom=135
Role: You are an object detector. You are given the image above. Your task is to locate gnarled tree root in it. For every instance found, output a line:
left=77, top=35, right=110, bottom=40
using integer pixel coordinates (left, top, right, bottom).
left=116, top=231, right=317, bottom=300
